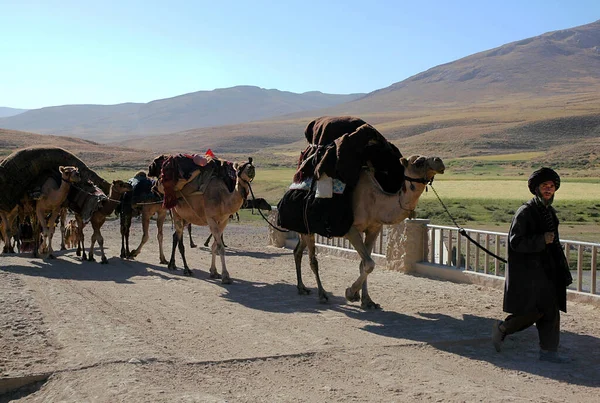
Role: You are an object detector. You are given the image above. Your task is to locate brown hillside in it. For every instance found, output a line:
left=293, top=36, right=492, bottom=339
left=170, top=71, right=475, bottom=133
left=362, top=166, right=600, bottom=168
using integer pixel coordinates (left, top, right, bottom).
left=0, top=129, right=152, bottom=168
left=0, top=87, right=363, bottom=142
left=113, top=20, right=600, bottom=168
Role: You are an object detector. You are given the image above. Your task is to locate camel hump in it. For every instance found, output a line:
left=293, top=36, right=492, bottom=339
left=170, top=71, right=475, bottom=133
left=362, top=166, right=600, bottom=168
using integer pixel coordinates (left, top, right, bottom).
left=0, top=146, right=109, bottom=211
left=304, top=116, right=368, bottom=144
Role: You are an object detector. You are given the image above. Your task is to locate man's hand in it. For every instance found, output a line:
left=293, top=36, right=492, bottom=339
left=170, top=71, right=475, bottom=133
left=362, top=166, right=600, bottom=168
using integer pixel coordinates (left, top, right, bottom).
left=544, top=232, right=555, bottom=244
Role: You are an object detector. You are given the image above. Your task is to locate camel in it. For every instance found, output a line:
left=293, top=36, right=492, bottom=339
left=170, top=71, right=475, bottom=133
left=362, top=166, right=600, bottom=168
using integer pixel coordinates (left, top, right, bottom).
left=118, top=172, right=169, bottom=264
left=35, top=166, right=81, bottom=258
left=73, top=180, right=133, bottom=263
left=292, top=155, right=445, bottom=309
left=0, top=194, right=39, bottom=254
left=64, top=219, right=80, bottom=249
left=167, top=158, right=256, bottom=282
left=121, top=198, right=169, bottom=264
left=0, top=147, right=110, bottom=254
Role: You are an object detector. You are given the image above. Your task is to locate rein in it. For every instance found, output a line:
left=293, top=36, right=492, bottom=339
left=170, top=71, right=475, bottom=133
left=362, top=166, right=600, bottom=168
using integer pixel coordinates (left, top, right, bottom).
left=69, top=182, right=122, bottom=204
left=429, top=184, right=507, bottom=264
left=247, top=182, right=289, bottom=233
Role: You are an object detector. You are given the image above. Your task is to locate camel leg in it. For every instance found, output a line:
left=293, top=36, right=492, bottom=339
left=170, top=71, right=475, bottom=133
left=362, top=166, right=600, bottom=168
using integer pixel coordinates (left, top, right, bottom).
left=32, top=218, right=41, bottom=258
left=188, top=223, right=197, bottom=248
left=293, top=235, right=310, bottom=295
left=13, top=216, right=21, bottom=253
left=344, top=226, right=379, bottom=309
left=36, top=209, right=51, bottom=257
left=45, top=211, right=61, bottom=259
left=90, top=219, right=108, bottom=264
left=358, top=229, right=382, bottom=309
left=59, top=208, right=67, bottom=251
left=168, top=217, right=190, bottom=274
left=0, top=211, right=15, bottom=254
left=208, top=219, right=231, bottom=283
left=130, top=209, right=151, bottom=260
left=205, top=233, right=227, bottom=248
left=204, top=233, right=212, bottom=247
left=88, top=227, right=98, bottom=262
left=306, top=234, right=328, bottom=303
left=156, top=209, right=168, bottom=264
left=98, top=231, right=108, bottom=264
left=75, top=215, right=87, bottom=260
left=167, top=231, right=178, bottom=271
left=120, top=213, right=131, bottom=258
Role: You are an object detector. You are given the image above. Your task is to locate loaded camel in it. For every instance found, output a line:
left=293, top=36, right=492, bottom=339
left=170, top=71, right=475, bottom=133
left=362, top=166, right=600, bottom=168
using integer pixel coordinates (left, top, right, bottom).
left=0, top=146, right=110, bottom=254
left=278, top=116, right=445, bottom=309
left=292, top=155, right=445, bottom=309
left=72, top=180, right=133, bottom=263
left=167, top=158, right=256, bottom=282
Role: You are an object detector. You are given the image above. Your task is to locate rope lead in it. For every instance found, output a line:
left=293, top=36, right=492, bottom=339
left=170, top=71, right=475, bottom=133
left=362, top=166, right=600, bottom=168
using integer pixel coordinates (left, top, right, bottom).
left=429, top=184, right=507, bottom=264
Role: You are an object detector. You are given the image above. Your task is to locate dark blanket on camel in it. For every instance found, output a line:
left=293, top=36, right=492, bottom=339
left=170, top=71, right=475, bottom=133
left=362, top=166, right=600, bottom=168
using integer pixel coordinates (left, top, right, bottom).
left=295, top=116, right=404, bottom=192
left=278, top=116, right=404, bottom=237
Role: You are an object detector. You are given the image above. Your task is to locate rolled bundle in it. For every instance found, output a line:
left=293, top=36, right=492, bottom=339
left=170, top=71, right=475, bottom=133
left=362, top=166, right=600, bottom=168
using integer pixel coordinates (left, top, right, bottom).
left=0, top=146, right=110, bottom=211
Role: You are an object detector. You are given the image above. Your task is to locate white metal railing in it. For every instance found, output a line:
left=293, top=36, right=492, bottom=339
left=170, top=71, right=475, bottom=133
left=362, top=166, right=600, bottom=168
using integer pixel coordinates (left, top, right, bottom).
left=426, top=225, right=508, bottom=276
left=314, top=223, right=599, bottom=296
left=315, top=227, right=387, bottom=258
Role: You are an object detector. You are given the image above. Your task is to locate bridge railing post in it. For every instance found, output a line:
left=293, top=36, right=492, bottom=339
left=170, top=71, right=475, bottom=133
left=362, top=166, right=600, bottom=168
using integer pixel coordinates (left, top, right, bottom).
left=386, top=218, right=430, bottom=273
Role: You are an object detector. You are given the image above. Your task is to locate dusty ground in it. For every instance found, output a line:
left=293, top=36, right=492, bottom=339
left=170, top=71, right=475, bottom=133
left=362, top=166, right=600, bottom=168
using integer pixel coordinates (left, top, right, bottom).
left=1, top=218, right=599, bottom=402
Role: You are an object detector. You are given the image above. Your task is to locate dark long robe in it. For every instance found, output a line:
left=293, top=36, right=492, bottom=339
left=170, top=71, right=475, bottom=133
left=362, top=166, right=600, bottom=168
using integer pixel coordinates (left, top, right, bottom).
left=503, top=198, right=569, bottom=314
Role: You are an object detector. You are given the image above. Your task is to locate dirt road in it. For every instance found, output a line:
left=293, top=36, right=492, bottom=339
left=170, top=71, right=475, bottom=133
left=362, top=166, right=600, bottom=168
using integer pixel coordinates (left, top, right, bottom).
left=1, top=219, right=599, bottom=402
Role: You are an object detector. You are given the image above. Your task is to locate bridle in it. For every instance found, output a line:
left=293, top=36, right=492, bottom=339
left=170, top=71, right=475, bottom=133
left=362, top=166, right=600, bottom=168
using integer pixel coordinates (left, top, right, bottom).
left=404, top=175, right=434, bottom=191
left=237, top=158, right=255, bottom=185
left=399, top=175, right=434, bottom=213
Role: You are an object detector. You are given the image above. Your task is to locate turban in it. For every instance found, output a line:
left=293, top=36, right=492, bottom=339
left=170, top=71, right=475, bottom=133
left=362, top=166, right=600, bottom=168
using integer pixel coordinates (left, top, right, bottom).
left=528, top=167, right=560, bottom=195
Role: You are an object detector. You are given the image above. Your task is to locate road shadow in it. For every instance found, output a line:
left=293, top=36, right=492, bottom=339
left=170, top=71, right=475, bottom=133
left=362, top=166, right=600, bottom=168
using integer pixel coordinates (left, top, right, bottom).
left=188, top=245, right=290, bottom=260
left=209, top=276, right=600, bottom=387
left=1, top=252, right=178, bottom=284
left=358, top=309, right=600, bottom=387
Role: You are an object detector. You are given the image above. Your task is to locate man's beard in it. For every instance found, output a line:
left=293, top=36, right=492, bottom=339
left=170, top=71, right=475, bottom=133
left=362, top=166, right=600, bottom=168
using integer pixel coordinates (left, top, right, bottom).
left=535, top=189, right=554, bottom=206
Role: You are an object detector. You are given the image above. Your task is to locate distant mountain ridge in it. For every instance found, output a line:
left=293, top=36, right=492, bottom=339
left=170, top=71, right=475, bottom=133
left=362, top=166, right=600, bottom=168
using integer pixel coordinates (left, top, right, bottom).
left=0, top=86, right=364, bottom=142
left=0, top=107, right=28, bottom=118
left=1, top=20, right=599, bottom=168
left=114, top=20, right=600, bottom=162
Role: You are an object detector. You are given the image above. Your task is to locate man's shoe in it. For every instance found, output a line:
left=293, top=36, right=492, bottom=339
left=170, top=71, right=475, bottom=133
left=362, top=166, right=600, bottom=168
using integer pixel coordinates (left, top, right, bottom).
left=492, top=321, right=506, bottom=352
left=539, top=350, right=569, bottom=363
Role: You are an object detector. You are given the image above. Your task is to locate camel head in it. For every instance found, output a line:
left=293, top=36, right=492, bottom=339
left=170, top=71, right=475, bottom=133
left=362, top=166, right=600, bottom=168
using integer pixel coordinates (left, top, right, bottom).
left=148, top=154, right=168, bottom=178
left=111, top=179, right=134, bottom=195
left=398, top=156, right=445, bottom=213
left=59, top=166, right=82, bottom=184
left=401, top=156, right=445, bottom=185
left=236, top=157, right=256, bottom=183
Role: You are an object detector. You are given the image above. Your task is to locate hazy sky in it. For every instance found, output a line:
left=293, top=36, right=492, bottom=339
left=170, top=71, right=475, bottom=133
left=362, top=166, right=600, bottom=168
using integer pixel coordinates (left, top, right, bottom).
left=1, top=0, right=598, bottom=109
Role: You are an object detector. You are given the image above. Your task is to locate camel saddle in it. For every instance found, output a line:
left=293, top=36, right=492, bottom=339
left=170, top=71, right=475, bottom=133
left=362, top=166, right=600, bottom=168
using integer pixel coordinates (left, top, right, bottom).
left=151, top=154, right=237, bottom=209
left=117, top=174, right=163, bottom=218
left=66, top=181, right=108, bottom=224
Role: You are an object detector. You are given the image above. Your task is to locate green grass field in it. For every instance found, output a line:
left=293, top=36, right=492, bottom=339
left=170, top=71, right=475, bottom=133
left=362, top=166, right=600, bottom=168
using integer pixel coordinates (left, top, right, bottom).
left=96, top=158, right=600, bottom=242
